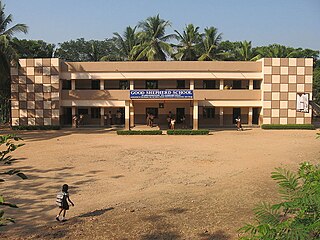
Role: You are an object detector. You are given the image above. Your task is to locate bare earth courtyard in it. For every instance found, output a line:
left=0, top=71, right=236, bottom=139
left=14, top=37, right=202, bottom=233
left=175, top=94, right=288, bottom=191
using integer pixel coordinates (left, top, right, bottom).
left=0, top=129, right=319, bottom=240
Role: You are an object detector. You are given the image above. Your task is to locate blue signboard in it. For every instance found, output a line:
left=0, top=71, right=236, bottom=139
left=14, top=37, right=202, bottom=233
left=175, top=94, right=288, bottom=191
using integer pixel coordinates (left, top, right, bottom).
left=130, top=89, right=193, bottom=99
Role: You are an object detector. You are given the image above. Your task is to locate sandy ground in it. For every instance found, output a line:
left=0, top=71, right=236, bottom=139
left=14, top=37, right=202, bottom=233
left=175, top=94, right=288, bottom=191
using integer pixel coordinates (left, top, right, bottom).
left=0, top=128, right=319, bottom=239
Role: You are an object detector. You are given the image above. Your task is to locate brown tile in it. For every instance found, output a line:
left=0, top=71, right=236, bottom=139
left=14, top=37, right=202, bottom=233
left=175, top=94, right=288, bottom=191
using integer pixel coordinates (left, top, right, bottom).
left=43, top=93, right=51, bottom=100
left=34, top=67, right=43, bottom=75
left=297, top=58, right=304, bottom=66
left=19, top=117, right=28, bottom=126
left=264, top=92, right=272, bottom=101
left=52, top=117, right=59, bottom=125
left=26, top=75, right=35, bottom=84
left=43, top=109, right=52, bottom=118
left=263, top=109, right=271, bottom=117
left=51, top=84, right=59, bottom=92
left=27, top=109, right=36, bottom=118
left=305, top=83, right=312, bottom=92
left=288, top=66, right=297, bottom=75
left=264, top=75, right=272, bottom=83
left=18, top=67, right=27, bottom=75
left=11, top=92, right=19, bottom=101
left=26, top=59, right=34, bottom=67
left=51, top=66, right=59, bottom=75
left=271, top=117, right=280, bottom=124
left=18, top=84, right=27, bottom=93
left=305, top=66, right=313, bottom=75
left=280, top=92, right=288, bottom=100
left=52, top=101, right=60, bottom=109
left=288, top=84, right=296, bottom=92
left=34, top=84, right=43, bottom=92
left=272, top=101, right=280, bottom=108
left=296, top=111, right=304, bottom=117
left=287, top=117, right=295, bottom=124
left=280, top=58, right=289, bottom=66
left=35, top=101, right=43, bottom=109
left=11, top=109, right=19, bottom=118
left=280, top=75, right=288, bottom=83
left=42, top=59, right=51, bottom=66
left=19, top=101, right=27, bottom=109
left=11, top=76, right=19, bottom=84
left=305, top=118, right=311, bottom=124
left=297, top=75, right=304, bottom=84
left=280, top=109, right=287, bottom=117
left=35, top=118, right=44, bottom=126
left=272, top=66, right=280, bottom=75
left=27, top=92, right=35, bottom=101
left=272, top=84, right=280, bottom=92
left=288, top=100, right=296, bottom=109
left=264, top=58, right=272, bottom=66
left=43, top=76, right=51, bottom=84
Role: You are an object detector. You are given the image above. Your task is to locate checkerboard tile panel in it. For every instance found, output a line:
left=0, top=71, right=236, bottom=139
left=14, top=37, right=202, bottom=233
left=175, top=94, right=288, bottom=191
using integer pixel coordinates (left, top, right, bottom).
left=10, top=58, right=60, bottom=126
left=262, top=58, right=313, bottom=125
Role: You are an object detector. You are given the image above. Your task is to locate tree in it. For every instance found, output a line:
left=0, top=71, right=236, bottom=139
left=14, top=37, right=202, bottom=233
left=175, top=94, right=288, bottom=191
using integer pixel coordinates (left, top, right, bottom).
left=239, top=162, right=320, bottom=239
left=198, top=26, right=224, bottom=61
left=0, top=135, right=26, bottom=226
left=173, top=24, right=201, bottom=61
left=0, top=1, right=28, bottom=123
left=131, top=14, right=174, bottom=61
left=11, top=38, right=55, bottom=58
left=235, top=40, right=260, bottom=61
left=113, top=26, right=139, bottom=60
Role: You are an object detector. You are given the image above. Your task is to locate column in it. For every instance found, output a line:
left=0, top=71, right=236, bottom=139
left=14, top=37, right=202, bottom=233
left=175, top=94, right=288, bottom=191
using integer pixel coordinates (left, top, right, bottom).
left=189, top=103, right=193, bottom=128
left=130, top=101, right=134, bottom=128
left=248, top=107, right=253, bottom=126
left=193, top=100, right=198, bottom=130
left=130, top=80, right=134, bottom=90
left=100, top=107, right=105, bottom=127
left=72, top=106, right=76, bottom=128
left=249, top=80, right=253, bottom=90
left=100, top=80, right=104, bottom=90
left=219, top=80, right=224, bottom=90
left=219, top=107, right=224, bottom=126
left=71, top=79, right=76, bottom=90
left=190, top=80, right=194, bottom=90
left=125, top=100, right=130, bottom=130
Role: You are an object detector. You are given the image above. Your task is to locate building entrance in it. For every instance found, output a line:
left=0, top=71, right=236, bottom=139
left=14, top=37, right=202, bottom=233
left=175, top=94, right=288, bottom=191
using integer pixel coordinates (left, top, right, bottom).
left=176, top=108, right=185, bottom=123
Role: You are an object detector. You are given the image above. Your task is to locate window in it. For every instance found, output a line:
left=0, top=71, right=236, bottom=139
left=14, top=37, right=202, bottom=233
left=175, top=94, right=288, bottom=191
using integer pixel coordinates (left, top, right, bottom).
left=91, top=80, right=100, bottom=90
left=146, top=108, right=158, bottom=118
left=203, top=107, right=215, bottom=118
left=203, top=80, right=218, bottom=89
left=253, top=80, right=261, bottom=89
left=145, top=80, right=158, bottom=89
left=119, top=80, right=129, bottom=90
left=176, top=80, right=185, bottom=89
left=78, top=108, right=88, bottom=115
left=232, top=80, right=242, bottom=89
left=91, top=107, right=100, bottom=119
left=62, top=80, right=71, bottom=90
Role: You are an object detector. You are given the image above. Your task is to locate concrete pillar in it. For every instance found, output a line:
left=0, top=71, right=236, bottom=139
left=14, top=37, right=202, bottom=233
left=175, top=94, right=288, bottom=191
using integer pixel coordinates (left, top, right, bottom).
left=72, top=106, right=76, bottom=128
left=100, top=107, right=105, bottom=127
left=248, top=107, right=253, bottom=126
left=130, top=101, right=134, bottom=128
left=219, top=107, right=224, bottom=126
left=220, top=80, right=224, bottom=90
left=190, top=80, right=194, bottom=90
left=130, top=80, right=134, bottom=90
left=125, top=100, right=130, bottom=130
left=193, top=100, right=198, bottom=130
left=71, top=80, right=76, bottom=90
left=249, top=80, right=253, bottom=90
left=100, top=80, right=104, bottom=90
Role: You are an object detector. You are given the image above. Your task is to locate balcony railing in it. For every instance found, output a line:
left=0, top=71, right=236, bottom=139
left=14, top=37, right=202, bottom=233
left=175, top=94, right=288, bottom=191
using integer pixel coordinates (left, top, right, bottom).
left=61, top=90, right=130, bottom=100
left=193, top=89, right=261, bottom=100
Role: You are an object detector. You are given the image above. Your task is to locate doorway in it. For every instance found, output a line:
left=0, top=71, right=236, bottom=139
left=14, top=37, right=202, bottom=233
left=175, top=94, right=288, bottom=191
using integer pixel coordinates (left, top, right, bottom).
left=252, top=108, right=260, bottom=124
left=63, top=107, right=72, bottom=125
left=176, top=108, right=185, bottom=123
left=233, top=108, right=241, bottom=124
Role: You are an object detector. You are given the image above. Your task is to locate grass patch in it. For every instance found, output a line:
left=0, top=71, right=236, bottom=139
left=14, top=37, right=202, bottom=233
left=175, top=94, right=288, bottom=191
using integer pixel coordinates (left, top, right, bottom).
left=261, top=124, right=315, bottom=130
left=117, top=130, right=163, bottom=135
left=11, top=125, right=61, bottom=130
left=167, top=129, right=210, bottom=135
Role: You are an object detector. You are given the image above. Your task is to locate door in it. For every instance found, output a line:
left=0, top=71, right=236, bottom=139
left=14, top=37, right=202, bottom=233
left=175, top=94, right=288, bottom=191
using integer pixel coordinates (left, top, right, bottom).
left=252, top=108, right=260, bottom=125
left=63, top=107, right=72, bottom=125
left=119, top=108, right=125, bottom=124
left=233, top=108, right=241, bottom=124
left=176, top=108, right=185, bottom=123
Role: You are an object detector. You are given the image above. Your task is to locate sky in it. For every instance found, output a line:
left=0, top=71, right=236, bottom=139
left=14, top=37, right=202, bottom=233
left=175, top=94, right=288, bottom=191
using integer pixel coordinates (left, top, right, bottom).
left=4, top=0, right=320, bottom=51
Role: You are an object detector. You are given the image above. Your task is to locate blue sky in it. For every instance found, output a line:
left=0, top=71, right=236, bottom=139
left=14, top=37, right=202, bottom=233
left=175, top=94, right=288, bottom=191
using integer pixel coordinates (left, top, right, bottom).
left=4, top=0, right=320, bottom=50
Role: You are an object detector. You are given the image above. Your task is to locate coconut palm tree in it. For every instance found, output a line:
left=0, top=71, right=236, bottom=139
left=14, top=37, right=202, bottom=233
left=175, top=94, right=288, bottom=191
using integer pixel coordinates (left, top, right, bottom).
left=173, top=24, right=201, bottom=61
left=198, top=26, right=224, bottom=61
left=131, top=15, right=174, bottom=61
left=113, top=26, right=139, bottom=60
left=0, top=1, right=28, bottom=123
left=236, top=40, right=260, bottom=61
left=256, top=44, right=298, bottom=58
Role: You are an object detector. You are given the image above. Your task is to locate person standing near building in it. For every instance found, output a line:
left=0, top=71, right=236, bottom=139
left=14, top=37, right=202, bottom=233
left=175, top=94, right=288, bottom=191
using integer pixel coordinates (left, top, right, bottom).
left=72, top=115, right=78, bottom=128
left=170, top=118, right=176, bottom=130
left=181, top=115, right=186, bottom=129
left=116, top=110, right=122, bottom=125
left=235, top=116, right=243, bottom=131
left=167, top=111, right=173, bottom=129
left=146, top=113, right=150, bottom=126
left=107, top=111, right=112, bottom=125
left=149, top=113, right=154, bottom=127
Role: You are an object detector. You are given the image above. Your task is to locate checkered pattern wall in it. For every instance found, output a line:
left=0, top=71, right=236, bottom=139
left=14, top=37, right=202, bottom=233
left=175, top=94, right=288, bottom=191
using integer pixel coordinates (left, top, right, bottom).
left=10, top=58, right=60, bottom=126
left=262, top=58, right=313, bottom=124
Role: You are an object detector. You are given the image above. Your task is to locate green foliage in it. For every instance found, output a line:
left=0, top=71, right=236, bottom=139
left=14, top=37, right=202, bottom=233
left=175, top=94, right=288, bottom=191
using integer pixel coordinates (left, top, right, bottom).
left=113, top=26, right=139, bottom=61
left=261, top=124, right=315, bottom=130
left=117, top=130, right=163, bottom=135
left=239, top=162, right=320, bottom=239
left=12, top=38, right=55, bottom=58
left=11, top=125, right=60, bottom=130
left=0, top=134, right=26, bottom=226
left=313, top=66, right=320, bottom=105
left=167, top=129, right=209, bottom=135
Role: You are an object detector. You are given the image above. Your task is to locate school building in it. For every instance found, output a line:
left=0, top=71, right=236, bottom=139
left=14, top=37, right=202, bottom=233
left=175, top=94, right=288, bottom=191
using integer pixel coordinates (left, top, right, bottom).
left=10, top=58, right=313, bottom=129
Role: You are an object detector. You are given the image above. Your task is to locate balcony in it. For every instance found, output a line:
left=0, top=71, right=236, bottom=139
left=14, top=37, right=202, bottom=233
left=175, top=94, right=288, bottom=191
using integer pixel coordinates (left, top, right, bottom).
left=61, top=90, right=130, bottom=101
left=194, top=89, right=261, bottom=100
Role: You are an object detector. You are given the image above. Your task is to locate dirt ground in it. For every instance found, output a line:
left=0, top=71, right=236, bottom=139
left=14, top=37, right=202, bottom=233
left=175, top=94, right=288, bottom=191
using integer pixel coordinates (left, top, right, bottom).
left=0, top=128, right=319, bottom=240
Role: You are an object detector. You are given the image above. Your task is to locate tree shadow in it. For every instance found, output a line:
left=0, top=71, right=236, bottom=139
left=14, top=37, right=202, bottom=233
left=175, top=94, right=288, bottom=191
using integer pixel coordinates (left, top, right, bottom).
left=141, top=231, right=181, bottom=240
left=198, top=230, right=231, bottom=240
left=78, top=207, right=114, bottom=218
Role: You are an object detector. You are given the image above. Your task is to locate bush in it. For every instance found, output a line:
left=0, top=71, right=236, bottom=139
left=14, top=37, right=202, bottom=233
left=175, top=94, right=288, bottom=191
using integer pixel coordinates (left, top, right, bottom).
left=167, top=129, right=210, bottom=135
left=11, top=125, right=61, bottom=130
left=117, top=130, right=163, bottom=135
left=261, top=124, right=315, bottom=130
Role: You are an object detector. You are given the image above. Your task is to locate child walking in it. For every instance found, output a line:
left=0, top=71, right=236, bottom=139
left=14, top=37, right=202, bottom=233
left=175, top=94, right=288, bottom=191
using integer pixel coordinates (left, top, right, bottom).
left=56, top=184, right=74, bottom=222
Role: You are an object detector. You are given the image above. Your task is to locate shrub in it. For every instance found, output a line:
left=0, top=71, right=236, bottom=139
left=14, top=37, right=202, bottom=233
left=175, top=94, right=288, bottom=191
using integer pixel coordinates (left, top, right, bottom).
left=167, top=129, right=210, bottom=135
left=261, top=124, right=315, bottom=130
left=117, top=130, right=163, bottom=135
left=11, top=125, right=61, bottom=130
